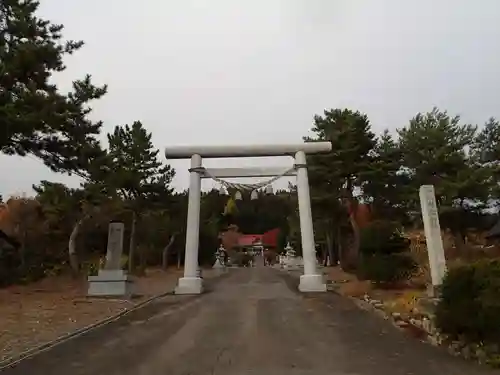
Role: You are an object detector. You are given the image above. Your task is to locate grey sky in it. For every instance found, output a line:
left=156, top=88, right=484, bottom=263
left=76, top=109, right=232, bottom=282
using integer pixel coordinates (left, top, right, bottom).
left=2, top=0, right=500, bottom=197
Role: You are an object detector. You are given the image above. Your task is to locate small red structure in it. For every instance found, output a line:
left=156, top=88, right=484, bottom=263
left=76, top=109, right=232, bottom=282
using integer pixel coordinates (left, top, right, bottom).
left=237, top=228, right=280, bottom=248
left=262, top=228, right=279, bottom=248
left=238, top=234, right=263, bottom=247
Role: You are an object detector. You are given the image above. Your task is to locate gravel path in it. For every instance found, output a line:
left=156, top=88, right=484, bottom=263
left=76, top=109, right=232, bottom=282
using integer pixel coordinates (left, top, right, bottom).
left=1, top=266, right=497, bottom=375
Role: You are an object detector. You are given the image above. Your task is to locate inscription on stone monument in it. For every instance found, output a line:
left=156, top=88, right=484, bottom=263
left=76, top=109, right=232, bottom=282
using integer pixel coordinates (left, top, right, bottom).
left=419, top=185, right=447, bottom=290
left=104, top=222, right=125, bottom=270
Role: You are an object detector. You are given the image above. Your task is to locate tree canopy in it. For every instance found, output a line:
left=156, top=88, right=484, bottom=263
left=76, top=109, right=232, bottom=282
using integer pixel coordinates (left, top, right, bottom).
left=1, top=0, right=106, bottom=173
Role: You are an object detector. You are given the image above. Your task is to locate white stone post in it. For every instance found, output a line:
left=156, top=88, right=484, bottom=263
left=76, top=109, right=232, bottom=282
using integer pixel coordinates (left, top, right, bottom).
left=175, top=154, right=203, bottom=294
left=419, top=185, right=447, bottom=297
left=295, top=151, right=327, bottom=292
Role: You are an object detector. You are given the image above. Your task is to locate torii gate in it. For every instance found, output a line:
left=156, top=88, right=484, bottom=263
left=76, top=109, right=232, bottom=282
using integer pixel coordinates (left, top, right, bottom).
left=164, top=142, right=332, bottom=294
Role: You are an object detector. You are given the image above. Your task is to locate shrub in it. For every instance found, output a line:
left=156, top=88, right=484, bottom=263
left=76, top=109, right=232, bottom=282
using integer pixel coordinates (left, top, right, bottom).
left=359, top=254, right=417, bottom=284
left=358, top=220, right=416, bottom=285
left=435, top=260, right=500, bottom=344
left=359, top=220, right=409, bottom=256
left=82, top=259, right=100, bottom=276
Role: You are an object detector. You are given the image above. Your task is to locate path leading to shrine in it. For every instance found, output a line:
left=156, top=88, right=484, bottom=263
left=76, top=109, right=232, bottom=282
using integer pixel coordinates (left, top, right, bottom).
left=2, top=265, right=496, bottom=375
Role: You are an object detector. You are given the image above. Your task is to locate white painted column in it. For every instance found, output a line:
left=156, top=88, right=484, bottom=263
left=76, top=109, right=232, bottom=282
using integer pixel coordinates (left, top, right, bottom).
left=175, top=154, right=204, bottom=294
left=295, top=151, right=327, bottom=292
left=419, top=185, right=447, bottom=297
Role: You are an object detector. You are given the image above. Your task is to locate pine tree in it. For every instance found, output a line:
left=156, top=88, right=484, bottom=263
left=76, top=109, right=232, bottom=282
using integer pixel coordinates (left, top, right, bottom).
left=105, top=121, right=175, bottom=271
left=1, top=0, right=106, bottom=173
left=362, top=130, right=412, bottom=221
left=397, top=108, right=492, bottom=251
left=474, top=117, right=500, bottom=163
left=473, top=118, right=500, bottom=204
left=306, top=108, right=376, bottom=270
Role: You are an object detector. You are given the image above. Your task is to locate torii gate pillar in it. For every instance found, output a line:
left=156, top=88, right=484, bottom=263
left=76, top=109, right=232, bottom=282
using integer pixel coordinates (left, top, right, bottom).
left=294, top=150, right=326, bottom=292
left=165, top=143, right=331, bottom=294
left=175, top=153, right=203, bottom=294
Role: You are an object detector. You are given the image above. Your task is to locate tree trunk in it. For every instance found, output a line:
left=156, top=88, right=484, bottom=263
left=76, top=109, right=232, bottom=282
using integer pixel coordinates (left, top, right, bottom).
left=348, top=209, right=361, bottom=258
left=342, top=194, right=361, bottom=271
left=138, top=246, right=147, bottom=275
left=326, top=229, right=339, bottom=266
left=338, top=223, right=356, bottom=272
left=68, top=216, right=87, bottom=277
left=162, top=234, right=176, bottom=270
left=452, top=230, right=470, bottom=258
left=16, top=224, right=28, bottom=273
left=18, top=226, right=27, bottom=275
left=338, top=225, right=348, bottom=270
left=322, top=242, right=328, bottom=267
left=128, top=211, right=137, bottom=274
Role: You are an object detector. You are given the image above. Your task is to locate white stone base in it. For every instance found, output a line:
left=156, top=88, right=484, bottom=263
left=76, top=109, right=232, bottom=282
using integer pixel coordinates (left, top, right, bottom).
left=427, top=284, right=442, bottom=298
left=213, top=259, right=224, bottom=269
left=175, top=276, right=204, bottom=295
left=87, top=269, right=134, bottom=298
left=298, top=274, right=327, bottom=293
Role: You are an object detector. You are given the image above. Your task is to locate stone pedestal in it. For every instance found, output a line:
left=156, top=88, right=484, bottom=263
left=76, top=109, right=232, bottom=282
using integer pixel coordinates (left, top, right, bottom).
left=298, top=274, right=327, bottom=292
left=284, top=256, right=304, bottom=270
left=87, top=222, right=133, bottom=298
left=88, top=270, right=134, bottom=298
left=87, top=221, right=134, bottom=298
left=279, top=255, right=285, bottom=267
left=175, top=276, right=203, bottom=295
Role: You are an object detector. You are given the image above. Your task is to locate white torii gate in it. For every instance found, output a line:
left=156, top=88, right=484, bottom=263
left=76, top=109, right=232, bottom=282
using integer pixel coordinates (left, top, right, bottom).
left=164, top=142, right=332, bottom=294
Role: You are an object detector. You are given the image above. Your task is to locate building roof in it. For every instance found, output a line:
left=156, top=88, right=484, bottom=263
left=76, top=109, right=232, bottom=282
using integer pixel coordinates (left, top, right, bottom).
left=238, top=234, right=262, bottom=247
left=262, top=228, right=279, bottom=247
left=237, top=228, right=280, bottom=248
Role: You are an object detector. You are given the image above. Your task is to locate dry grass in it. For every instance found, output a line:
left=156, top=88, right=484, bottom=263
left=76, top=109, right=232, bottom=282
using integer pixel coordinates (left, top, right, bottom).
left=406, top=229, right=500, bottom=284
left=326, top=267, right=372, bottom=297
left=0, top=267, right=186, bottom=361
left=326, top=229, right=500, bottom=320
left=339, top=281, right=372, bottom=297
left=372, top=289, right=425, bottom=316
left=326, top=265, right=427, bottom=320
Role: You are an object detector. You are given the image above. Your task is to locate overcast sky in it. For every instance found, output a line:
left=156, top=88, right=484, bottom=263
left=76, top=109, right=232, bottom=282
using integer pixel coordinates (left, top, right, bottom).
left=2, top=0, right=500, bottom=197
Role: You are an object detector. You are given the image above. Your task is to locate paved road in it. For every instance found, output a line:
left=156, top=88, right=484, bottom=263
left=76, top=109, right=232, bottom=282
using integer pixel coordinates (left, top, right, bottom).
left=2, top=266, right=497, bottom=375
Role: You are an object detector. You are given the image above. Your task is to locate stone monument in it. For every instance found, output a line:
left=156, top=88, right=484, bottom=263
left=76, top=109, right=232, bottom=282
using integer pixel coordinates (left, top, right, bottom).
left=213, top=258, right=224, bottom=269
left=213, top=245, right=225, bottom=270
left=419, top=185, right=447, bottom=297
left=88, top=221, right=134, bottom=298
left=283, top=243, right=301, bottom=269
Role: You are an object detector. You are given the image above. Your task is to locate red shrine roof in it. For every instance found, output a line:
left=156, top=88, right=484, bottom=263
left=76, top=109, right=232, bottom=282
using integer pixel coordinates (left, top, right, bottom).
left=238, top=228, right=280, bottom=248
left=238, top=234, right=262, bottom=247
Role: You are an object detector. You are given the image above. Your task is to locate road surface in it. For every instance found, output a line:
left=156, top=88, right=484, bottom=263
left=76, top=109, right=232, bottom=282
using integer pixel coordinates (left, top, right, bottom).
left=2, top=266, right=496, bottom=375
